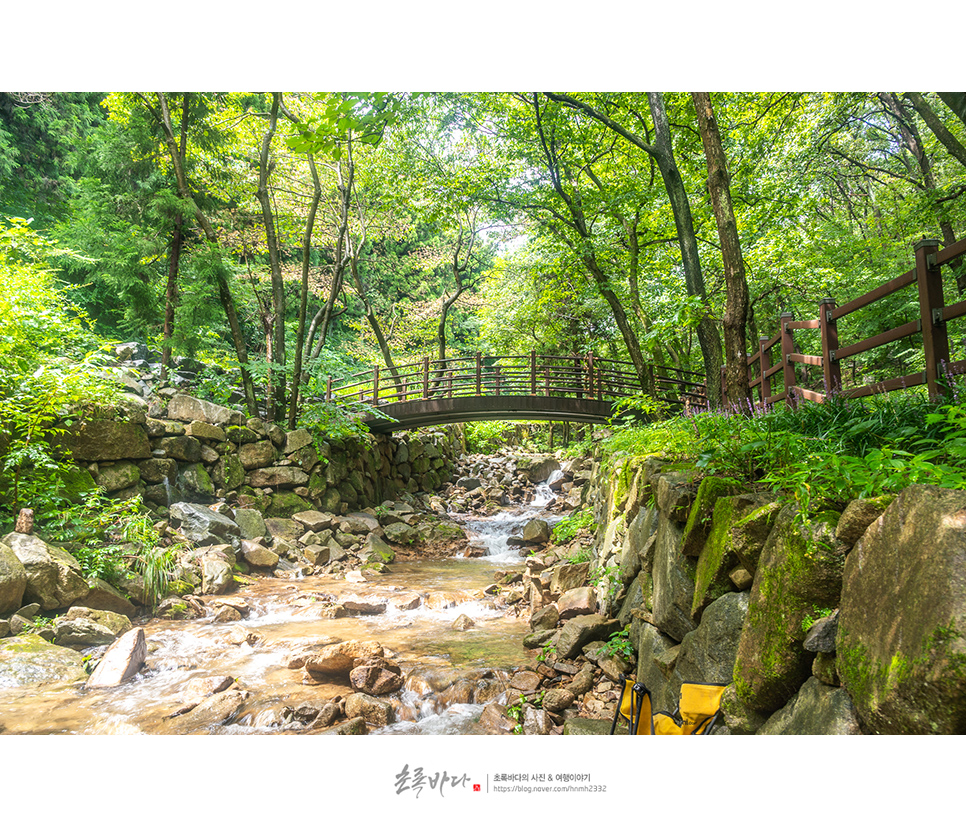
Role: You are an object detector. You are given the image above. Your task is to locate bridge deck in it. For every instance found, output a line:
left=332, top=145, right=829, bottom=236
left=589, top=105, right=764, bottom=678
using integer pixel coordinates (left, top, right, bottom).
left=324, top=352, right=707, bottom=434
left=361, top=394, right=616, bottom=433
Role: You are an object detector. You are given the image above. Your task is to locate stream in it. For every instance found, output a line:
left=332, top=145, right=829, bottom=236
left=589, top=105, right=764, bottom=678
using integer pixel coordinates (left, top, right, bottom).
left=0, top=476, right=562, bottom=735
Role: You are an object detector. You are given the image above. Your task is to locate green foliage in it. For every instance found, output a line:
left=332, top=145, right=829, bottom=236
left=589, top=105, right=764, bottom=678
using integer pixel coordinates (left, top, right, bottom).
left=551, top=509, right=595, bottom=544
left=600, top=627, right=634, bottom=660
left=604, top=384, right=966, bottom=516
left=51, top=492, right=179, bottom=604
left=299, top=400, right=391, bottom=442
left=536, top=644, right=556, bottom=664
left=463, top=420, right=516, bottom=454
left=0, top=217, right=121, bottom=520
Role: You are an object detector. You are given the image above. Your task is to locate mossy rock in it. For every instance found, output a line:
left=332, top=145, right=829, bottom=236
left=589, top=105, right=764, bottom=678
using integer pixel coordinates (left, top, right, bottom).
left=59, top=466, right=99, bottom=505
left=730, top=500, right=783, bottom=574
left=731, top=504, right=846, bottom=713
left=837, top=485, right=966, bottom=733
left=681, top=476, right=742, bottom=559
left=692, top=493, right=775, bottom=618
left=267, top=491, right=314, bottom=519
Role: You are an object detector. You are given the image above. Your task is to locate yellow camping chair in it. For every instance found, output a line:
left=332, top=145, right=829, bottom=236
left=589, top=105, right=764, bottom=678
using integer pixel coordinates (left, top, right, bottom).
left=676, top=681, right=727, bottom=735
left=610, top=677, right=726, bottom=736
left=609, top=674, right=653, bottom=735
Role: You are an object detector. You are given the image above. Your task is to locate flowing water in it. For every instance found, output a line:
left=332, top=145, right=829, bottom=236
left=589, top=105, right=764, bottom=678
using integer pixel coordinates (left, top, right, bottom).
left=0, top=474, right=563, bottom=735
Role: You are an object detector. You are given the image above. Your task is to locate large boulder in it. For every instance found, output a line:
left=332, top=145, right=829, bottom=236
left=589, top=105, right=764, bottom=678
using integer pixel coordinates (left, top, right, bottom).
left=732, top=504, right=846, bottom=713
left=650, top=514, right=698, bottom=643
left=62, top=419, right=151, bottom=461
left=166, top=394, right=245, bottom=427
left=239, top=441, right=276, bottom=470
left=555, top=614, right=621, bottom=660
left=95, top=461, right=142, bottom=493
left=0, top=633, right=89, bottom=688
left=78, top=579, right=136, bottom=617
left=248, top=466, right=309, bottom=489
left=1, top=533, right=89, bottom=612
left=304, top=640, right=385, bottom=679
left=169, top=503, right=240, bottom=546
left=0, top=541, right=27, bottom=615
left=86, top=627, right=147, bottom=688
left=837, top=485, right=966, bottom=733
left=663, top=591, right=749, bottom=708
left=238, top=541, right=280, bottom=570
left=344, top=692, right=395, bottom=727
left=758, top=676, right=861, bottom=735
left=691, top=494, right=774, bottom=617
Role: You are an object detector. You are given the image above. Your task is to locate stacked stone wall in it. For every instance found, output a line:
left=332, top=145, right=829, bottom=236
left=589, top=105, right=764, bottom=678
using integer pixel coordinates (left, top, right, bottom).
left=59, top=393, right=462, bottom=519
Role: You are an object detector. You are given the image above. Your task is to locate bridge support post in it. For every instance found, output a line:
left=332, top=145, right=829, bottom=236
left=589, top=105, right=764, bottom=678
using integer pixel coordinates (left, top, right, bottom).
left=422, top=356, right=429, bottom=400
left=476, top=352, right=482, bottom=396
left=530, top=350, right=537, bottom=394
left=373, top=365, right=380, bottom=406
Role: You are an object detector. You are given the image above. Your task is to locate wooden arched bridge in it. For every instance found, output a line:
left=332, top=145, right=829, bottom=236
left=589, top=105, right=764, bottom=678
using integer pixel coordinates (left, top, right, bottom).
left=323, top=352, right=707, bottom=433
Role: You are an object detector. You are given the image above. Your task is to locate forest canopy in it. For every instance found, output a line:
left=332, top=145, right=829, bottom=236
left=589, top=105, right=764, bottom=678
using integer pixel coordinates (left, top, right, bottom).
left=2, top=91, right=965, bottom=425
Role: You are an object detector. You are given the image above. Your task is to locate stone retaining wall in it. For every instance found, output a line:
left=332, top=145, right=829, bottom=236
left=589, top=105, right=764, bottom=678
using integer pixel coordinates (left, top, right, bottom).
left=59, top=393, right=463, bottom=519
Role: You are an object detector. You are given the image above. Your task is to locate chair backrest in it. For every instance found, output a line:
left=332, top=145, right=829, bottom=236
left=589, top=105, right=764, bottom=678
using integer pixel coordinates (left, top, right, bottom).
left=611, top=678, right=726, bottom=736
left=677, top=682, right=727, bottom=735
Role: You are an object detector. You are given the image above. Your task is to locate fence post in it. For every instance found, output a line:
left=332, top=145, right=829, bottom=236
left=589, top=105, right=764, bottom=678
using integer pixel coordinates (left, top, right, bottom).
left=372, top=365, right=380, bottom=406
left=422, top=356, right=429, bottom=400
left=759, top=338, right=771, bottom=406
left=476, top=352, right=482, bottom=396
left=915, top=238, right=949, bottom=400
left=495, top=366, right=501, bottom=396
left=819, top=297, right=841, bottom=397
left=780, top=310, right=798, bottom=409
left=586, top=353, right=595, bottom=399
left=530, top=350, right=537, bottom=395
left=326, top=375, right=332, bottom=403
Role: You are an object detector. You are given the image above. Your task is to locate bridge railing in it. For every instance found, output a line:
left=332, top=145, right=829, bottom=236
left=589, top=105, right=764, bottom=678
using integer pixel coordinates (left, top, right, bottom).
left=326, top=352, right=707, bottom=410
left=730, top=236, right=966, bottom=409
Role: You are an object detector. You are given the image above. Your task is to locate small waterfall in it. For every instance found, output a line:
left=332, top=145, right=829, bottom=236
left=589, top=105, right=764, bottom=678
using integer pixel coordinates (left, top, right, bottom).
left=530, top=469, right=563, bottom=509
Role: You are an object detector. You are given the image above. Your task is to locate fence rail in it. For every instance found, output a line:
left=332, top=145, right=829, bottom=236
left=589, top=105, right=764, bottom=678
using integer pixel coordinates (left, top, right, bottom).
left=729, top=237, right=966, bottom=409
left=326, top=351, right=707, bottom=413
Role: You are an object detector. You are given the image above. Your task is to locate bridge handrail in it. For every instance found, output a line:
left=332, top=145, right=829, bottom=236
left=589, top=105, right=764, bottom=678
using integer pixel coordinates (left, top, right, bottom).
left=325, top=350, right=707, bottom=411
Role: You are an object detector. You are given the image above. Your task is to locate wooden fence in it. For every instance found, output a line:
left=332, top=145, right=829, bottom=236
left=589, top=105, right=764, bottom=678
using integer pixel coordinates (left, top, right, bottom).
left=326, top=352, right=707, bottom=410
left=728, top=237, right=966, bottom=409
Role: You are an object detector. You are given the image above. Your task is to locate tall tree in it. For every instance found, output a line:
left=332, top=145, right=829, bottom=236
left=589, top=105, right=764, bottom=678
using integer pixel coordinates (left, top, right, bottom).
left=544, top=92, right=723, bottom=402
left=142, top=92, right=260, bottom=416
left=692, top=92, right=751, bottom=409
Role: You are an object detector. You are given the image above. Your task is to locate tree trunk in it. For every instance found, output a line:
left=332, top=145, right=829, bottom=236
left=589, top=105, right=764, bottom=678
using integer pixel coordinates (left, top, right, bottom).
left=288, top=151, right=322, bottom=428
left=692, top=92, right=752, bottom=411
left=542, top=92, right=723, bottom=402
left=255, top=92, right=286, bottom=421
left=161, top=96, right=190, bottom=382
left=647, top=93, right=723, bottom=401
left=161, top=218, right=182, bottom=381
left=531, top=94, right=657, bottom=400
left=152, top=93, right=260, bottom=417
left=938, top=93, right=966, bottom=129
